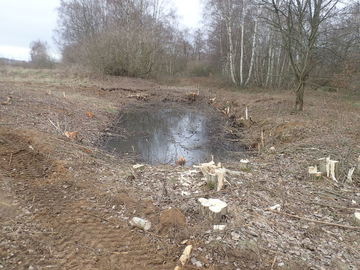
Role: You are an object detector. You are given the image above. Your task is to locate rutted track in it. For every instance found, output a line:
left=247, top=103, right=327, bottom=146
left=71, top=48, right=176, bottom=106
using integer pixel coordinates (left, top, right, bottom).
left=0, top=129, right=177, bottom=270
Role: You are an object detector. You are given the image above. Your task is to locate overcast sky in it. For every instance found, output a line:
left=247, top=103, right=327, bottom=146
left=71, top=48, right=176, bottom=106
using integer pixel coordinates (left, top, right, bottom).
left=0, top=0, right=202, bottom=61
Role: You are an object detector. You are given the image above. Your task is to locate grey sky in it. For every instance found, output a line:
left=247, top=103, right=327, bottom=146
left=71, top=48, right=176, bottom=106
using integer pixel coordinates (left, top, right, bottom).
left=0, top=0, right=202, bottom=61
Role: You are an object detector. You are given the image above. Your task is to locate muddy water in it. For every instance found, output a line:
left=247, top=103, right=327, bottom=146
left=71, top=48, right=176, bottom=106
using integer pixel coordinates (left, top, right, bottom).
left=102, top=108, right=223, bottom=165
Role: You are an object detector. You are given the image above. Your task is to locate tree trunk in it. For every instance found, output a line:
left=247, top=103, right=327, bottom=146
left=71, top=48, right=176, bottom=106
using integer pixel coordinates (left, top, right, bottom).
left=277, top=52, right=287, bottom=88
left=295, top=80, right=305, bottom=111
left=245, top=14, right=258, bottom=87
left=239, top=4, right=245, bottom=86
left=265, top=43, right=272, bottom=86
left=227, top=23, right=237, bottom=85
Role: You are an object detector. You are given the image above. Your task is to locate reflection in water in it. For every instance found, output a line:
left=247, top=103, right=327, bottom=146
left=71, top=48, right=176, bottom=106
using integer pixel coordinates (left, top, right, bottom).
left=102, top=109, right=215, bottom=165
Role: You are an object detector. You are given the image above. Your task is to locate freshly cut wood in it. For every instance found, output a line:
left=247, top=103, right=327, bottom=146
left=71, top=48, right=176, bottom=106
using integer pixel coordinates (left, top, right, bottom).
left=308, top=166, right=318, bottom=174
left=198, top=198, right=228, bottom=222
left=329, top=160, right=339, bottom=182
left=213, top=224, right=227, bottom=231
left=308, top=166, right=322, bottom=180
left=194, top=161, right=242, bottom=191
left=239, top=159, right=250, bottom=170
left=179, top=245, right=192, bottom=266
left=318, top=157, right=339, bottom=181
left=129, top=217, right=151, bottom=231
left=318, top=157, right=330, bottom=175
left=133, top=164, right=145, bottom=170
left=194, top=160, right=220, bottom=174
left=269, top=204, right=281, bottom=211
left=354, top=212, right=360, bottom=225
left=347, top=167, right=355, bottom=184
left=194, top=161, right=225, bottom=191
left=214, top=168, right=226, bottom=191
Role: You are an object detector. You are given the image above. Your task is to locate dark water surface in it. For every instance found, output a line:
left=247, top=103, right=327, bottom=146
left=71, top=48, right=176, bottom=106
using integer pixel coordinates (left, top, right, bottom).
left=101, top=108, right=223, bottom=165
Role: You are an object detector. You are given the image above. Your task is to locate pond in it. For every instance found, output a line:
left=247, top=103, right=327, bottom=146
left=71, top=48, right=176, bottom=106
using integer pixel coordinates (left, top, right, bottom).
left=100, top=107, right=242, bottom=165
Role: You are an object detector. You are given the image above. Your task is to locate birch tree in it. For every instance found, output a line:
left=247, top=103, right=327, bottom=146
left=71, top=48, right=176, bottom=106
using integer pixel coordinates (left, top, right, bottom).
left=239, top=2, right=246, bottom=85
left=221, top=0, right=238, bottom=84
left=244, top=10, right=259, bottom=86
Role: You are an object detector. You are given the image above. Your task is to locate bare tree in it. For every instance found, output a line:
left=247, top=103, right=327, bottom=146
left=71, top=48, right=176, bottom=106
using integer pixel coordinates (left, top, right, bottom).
left=56, top=0, right=192, bottom=77
left=205, top=0, right=265, bottom=86
left=30, top=40, right=53, bottom=68
left=193, top=28, right=206, bottom=61
left=263, top=0, right=339, bottom=111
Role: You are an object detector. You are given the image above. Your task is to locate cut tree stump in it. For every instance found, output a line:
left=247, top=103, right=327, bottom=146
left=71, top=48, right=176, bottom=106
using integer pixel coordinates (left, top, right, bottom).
left=198, top=198, right=228, bottom=223
left=214, top=168, right=226, bottom=191
left=195, top=161, right=242, bottom=191
left=347, top=167, right=355, bottom=184
left=308, top=166, right=322, bottom=180
left=194, top=161, right=225, bottom=191
left=239, top=159, right=250, bottom=170
left=318, top=157, right=339, bottom=181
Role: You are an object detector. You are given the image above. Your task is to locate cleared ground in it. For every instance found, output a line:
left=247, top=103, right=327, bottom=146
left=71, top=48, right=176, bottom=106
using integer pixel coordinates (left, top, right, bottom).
left=0, top=66, right=360, bottom=269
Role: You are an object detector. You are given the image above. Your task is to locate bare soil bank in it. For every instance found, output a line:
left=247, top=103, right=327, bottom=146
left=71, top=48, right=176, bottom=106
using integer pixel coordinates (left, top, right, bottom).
left=0, top=67, right=360, bottom=269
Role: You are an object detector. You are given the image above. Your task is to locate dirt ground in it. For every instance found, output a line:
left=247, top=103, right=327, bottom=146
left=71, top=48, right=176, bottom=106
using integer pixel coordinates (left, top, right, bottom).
left=0, top=66, right=360, bottom=270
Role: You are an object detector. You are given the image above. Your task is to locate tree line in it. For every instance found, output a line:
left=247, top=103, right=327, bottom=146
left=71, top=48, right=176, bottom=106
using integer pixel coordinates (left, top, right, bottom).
left=54, top=0, right=204, bottom=77
left=29, top=0, right=359, bottom=110
left=204, top=0, right=359, bottom=110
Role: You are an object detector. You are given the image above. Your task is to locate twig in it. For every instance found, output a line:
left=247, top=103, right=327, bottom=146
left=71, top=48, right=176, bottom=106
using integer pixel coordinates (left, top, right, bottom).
left=8, top=153, right=13, bottom=166
left=0, top=201, right=12, bottom=207
left=48, top=118, right=62, bottom=134
left=84, top=212, right=117, bottom=225
left=271, top=256, right=277, bottom=270
left=269, top=210, right=360, bottom=230
left=307, top=200, right=359, bottom=211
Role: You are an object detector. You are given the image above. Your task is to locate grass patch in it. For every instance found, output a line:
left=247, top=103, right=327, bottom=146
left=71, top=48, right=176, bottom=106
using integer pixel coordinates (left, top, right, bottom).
left=240, top=166, right=251, bottom=172
left=206, top=181, right=216, bottom=190
left=105, top=107, right=118, bottom=114
left=352, top=102, right=360, bottom=108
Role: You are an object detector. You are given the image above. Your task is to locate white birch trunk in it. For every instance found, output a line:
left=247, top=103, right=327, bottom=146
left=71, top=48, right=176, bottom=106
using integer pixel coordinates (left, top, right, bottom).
left=265, top=44, right=272, bottom=86
left=269, top=48, right=274, bottom=86
left=244, top=15, right=258, bottom=86
left=239, top=4, right=245, bottom=85
left=227, top=22, right=237, bottom=85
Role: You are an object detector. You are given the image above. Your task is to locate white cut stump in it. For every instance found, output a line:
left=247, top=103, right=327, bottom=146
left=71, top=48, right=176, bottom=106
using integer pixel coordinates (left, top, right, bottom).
left=318, top=157, right=339, bottom=181
left=198, top=198, right=227, bottom=223
left=195, top=161, right=226, bottom=191
left=308, top=166, right=322, bottom=180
